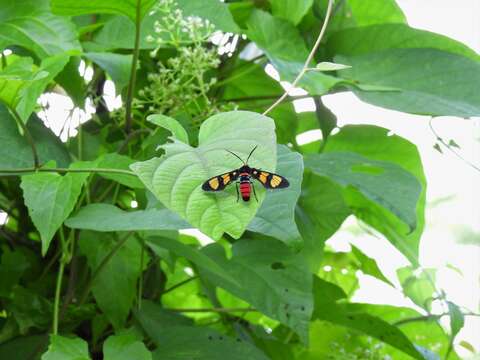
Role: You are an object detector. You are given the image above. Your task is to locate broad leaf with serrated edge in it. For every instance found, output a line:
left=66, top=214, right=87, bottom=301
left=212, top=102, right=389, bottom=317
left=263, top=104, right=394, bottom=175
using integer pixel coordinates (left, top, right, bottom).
left=131, top=111, right=276, bottom=240
left=21, top=163, right=90, bottom=255
left=103, top=334, right=151, bottom=360
left=41, top=335, right=90, bottom=360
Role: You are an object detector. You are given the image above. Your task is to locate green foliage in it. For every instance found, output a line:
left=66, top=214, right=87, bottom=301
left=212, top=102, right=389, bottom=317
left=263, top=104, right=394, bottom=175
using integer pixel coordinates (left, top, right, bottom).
left=131, top=111, right=277, bottom=240
left=21, top=164, right=89, bottom=255
left=0, top=0, right=473, bottom=359
left=41, top=335, right=90, bottom=360
left=0, top=0, right=81, bottom=59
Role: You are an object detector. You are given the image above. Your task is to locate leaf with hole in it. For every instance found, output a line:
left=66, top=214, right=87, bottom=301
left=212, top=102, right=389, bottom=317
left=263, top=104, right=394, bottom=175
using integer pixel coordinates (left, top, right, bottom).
left=199, top=238, right=313, bottom=344
left=131, top=111, right=277, bottom=240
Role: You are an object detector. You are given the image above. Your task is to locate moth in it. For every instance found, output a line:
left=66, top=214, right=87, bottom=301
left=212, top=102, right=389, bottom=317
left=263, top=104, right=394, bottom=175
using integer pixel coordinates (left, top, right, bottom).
left=202, top=146, right=289, bottom=202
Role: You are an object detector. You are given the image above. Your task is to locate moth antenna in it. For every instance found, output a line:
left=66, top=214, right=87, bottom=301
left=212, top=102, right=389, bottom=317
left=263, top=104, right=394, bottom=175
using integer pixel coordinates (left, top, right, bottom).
left=245, top=145, right=258, bottom=164
left=225, top=149, right=245, bottom=165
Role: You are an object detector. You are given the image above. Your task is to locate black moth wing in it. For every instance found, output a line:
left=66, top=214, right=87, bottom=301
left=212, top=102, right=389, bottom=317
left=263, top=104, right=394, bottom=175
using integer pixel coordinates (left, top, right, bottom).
left=250, top=168, right=289, bottom=189
left=202, top=170, right=239, bottom=192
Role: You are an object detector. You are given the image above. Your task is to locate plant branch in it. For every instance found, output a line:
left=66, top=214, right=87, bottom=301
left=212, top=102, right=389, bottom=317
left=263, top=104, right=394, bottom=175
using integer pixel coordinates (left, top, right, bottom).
left=78, top=232, right=133, bottom=305
left=11, top=109, right=40, bottom=168
left=429, top=118, right=480, bottom=173
left=161, top=276, right=198, bottom=295
left=124, top=0, right=143, bottom=134
left=394, top=311, right=480, bottom=327
left=0, top=167, right=136, bottom=177
left=262, top=0, right=334, bottom=116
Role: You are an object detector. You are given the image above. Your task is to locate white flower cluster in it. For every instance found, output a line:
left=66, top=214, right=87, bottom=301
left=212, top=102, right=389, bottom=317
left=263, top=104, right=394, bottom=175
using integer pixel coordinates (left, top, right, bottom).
left=147, top=0, right=215, bottom=50
left=134, top=0, right=232, bottom=126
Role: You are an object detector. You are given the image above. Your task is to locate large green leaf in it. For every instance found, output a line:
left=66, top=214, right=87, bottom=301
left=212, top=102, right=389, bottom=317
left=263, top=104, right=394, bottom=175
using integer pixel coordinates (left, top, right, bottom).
left=78, top=231, right=143, bottom=329
left=0, top=54, right=69, bottom=123
left=322, top=0, right=406, bottom=32
left=327, top=23, right=480, bottom=61
left=176, top=0, right=240, bottom=33
left=66, top=204, right=190, bottom=232
left=20, top=163, right=90, bottom=255
left=51, top=0, right=157, bottom=22
left=305, top=151, right=421, bottom=231
left=0, top=0, right=81, bottom=59
left=131, top=111, right=277, bottom=240
left=314, top=304, right=428, bottom=360
left=270, top=0, right=313, bottom=25
left=397, top=266, right=436, bottom=311
left=146, top=236, right=239, bottom=287
left=84, top=53, right=133, bottom=91
left=135, top=300, right=269, bottom=360
left=200, top=238, right=313, bottom=343
left=41, top=335, right=90, bottom=360
left=103, top=334, right=151, bottom=360
left=246, top=10, right=341, bottom=95
left=343, top=303, right=457, bottom=359
left=337, top=48, right=480, bottom=117
left=296, top=174, right=350, bottom=271
left=324, top=125, right=426, bottom=265
left=88, top=15, right=158, bottom=50
left=147, top=114, right=189, bottom=145
left=0, top=106, right=70, bottom=169
left=247, top=145, right=303, bottom=247
left=0, top=248, right=29, bottom=297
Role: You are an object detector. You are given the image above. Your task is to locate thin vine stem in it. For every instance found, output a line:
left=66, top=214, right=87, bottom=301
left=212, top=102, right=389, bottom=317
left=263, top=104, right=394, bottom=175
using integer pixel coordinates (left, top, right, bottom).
left=429, top=117, right=480, bottom=173
left=0, top=167, right=136, bottom=176
left=262, top=0, right=334, bottom=116
left=124, top=0, right=142, bottom=134
left=162, top=276, right=199, bottom=295
left=11, top=109, right=40, bottom=168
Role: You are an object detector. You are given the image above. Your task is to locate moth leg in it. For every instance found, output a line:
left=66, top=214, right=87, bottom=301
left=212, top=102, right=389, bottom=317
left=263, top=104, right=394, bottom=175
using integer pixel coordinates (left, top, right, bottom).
left=251, top=181, right=258, bottom=202
left=235, top=182, right=240, bottom=202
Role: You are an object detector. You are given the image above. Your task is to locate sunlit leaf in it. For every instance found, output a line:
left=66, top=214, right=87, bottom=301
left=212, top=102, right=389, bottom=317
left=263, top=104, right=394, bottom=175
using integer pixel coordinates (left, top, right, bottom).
left=131, top=111, right=277, bottom=240
left=51, top=0, right=157, bottom=22
left=41, top=335, right=90, bottom=360
left=147, top=114, right=189, bottom=144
